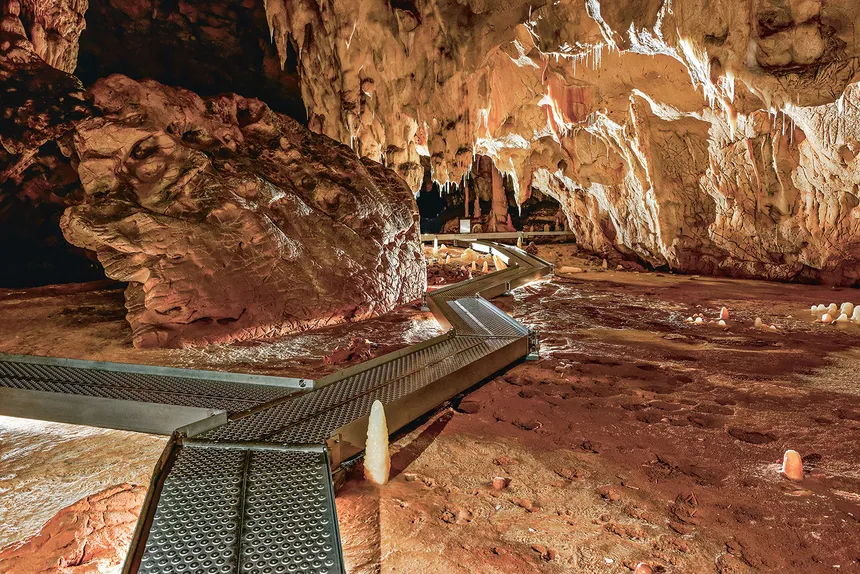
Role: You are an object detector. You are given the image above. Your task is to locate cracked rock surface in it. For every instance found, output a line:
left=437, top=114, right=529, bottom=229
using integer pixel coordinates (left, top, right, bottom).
left=60, top=75, right=425, bottom=347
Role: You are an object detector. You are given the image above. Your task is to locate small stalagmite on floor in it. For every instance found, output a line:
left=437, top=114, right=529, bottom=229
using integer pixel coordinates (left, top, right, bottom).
left=782, top=450, right=803, bottom=481
left=364, top=400, right=391, bottom=485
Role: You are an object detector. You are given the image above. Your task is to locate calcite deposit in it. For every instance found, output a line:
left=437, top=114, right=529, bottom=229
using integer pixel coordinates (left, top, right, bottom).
left=254, top=0, right=860, bottom=284
left=6, top=0, right=860, bottom=287
left=59, top=75, right=424, bottom=347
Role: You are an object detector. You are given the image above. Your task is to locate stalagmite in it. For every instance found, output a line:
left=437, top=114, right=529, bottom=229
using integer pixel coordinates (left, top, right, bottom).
left=543, top=223, right=551, bottom=232
left=488, top=166, right=514, bottom=232
left=827, top=303, right=838, bottom=315
left=460, top=248, right=478, bottom=263
left=471, top=261, right=476, bottom=272
left=493, top=254, right=508, bottom=270
left=781, top=450, right=803, bottom=481
left=482, top=261, right=489, bottom=273
left=364, top=400, right=390, bottom=485
left=517, top=236, right=523, bottom=248
left=444, top=254, right=450, bottom=265
left=754, top=317, right=764, bottom=328
left=835, top=313, right=849, bottom=323
left=841, top=302, right=855, bottom=317
left=720, top=307, right=729, bottom=321
left=694, top=317, right=704, bottom=324
left=853, top=307, right=860, bottom=322
left=601, top=259, right=608, bottom=269
left=821, top=313, right=833, bottom=323
left=816, top=304, right=827, bottom=313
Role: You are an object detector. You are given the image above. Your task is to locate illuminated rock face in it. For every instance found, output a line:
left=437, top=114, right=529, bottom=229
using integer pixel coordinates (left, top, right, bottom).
left=255, top=0, right=860, bottom=284
left=0, top=483, right=144, bottom=573
left=7, top=0, right=860, bottom=290
left=60, top=75, right=425, bottom=347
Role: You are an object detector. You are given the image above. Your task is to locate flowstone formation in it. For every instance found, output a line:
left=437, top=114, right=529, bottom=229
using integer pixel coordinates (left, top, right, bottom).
left=256, top=0, right=860, bottom=284
left=60, top=75, right=425, bottom=347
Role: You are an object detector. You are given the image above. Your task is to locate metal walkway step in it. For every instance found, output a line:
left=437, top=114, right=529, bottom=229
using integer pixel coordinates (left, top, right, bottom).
left=136, top=444, right=342, bottom=574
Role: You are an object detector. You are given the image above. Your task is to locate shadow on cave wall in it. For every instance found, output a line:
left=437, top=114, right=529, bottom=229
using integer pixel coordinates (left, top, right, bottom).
left=0, top=144, right=105, bottom=288
left=2, top=0, right=313, bottom=288
left=76, top=0, right=307, bottom=123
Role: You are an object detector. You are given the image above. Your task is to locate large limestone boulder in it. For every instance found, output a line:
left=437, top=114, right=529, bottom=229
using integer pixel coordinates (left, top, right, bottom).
left=61, top=75, right=425, bottom=348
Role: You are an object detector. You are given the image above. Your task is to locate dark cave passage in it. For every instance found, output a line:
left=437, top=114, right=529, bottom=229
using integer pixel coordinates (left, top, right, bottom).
left=417, top=155, right=567, bottom=235
left=75, top=0, right=307, bottom=123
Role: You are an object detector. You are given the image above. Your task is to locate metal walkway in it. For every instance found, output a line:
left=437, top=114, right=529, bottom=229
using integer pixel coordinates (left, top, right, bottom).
left=0, top=240, right=552, bottom=574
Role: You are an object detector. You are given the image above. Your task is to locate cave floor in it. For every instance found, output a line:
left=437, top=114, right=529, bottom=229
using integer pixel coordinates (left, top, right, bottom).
left=1, top=244, right=860, bottom=573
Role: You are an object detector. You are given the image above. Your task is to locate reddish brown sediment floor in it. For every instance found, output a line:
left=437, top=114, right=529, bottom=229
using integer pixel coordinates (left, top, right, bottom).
left=2, top=244, right=860, bottom=573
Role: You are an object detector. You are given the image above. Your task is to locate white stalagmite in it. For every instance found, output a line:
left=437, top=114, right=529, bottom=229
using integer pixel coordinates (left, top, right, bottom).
left=782, top=450, right=803, bottom=481
left=821, top=313, right=833, bottom=323
left=816, top=304, right=826, bottom=313
left=841, top=302, right=855, bottom=316
left=482, top=260, right=489, bottom=273
left=835, top=313, right=849, bottom=323
left=364, top=400, right=390, bottom=485
left=517, top=235, right=523, bottom=248
left=827, top=303, right=838, bottom=315
left=853, top=306, right=860, bottom=321
left=460, top=248, right=478, bottom=263
left=471, top=261, right=477, bottom=272
left=493, top=254, right=507, bottom=270
left=720, top=307, right=729, bottom=321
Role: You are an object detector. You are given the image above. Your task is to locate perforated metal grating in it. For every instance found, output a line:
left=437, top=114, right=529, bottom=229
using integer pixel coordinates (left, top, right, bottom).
left=139, top=447, right=245, bottom=574
left=200, top=334, right=494, bottom=442
left=0, top=359, right=296, bottom=414
left=240, top=450, right=341, bottom=574
left=271, top=336, right=519, bottom=444
left=444, top=297, right=529, bottom=337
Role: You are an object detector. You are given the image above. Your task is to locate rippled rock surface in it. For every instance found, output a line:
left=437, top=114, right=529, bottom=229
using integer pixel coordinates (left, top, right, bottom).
left=60, top=75, right=425, bottom=347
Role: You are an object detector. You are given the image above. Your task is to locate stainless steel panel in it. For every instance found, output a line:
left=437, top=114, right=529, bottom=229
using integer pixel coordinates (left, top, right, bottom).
left=0, top=387, right=227, bottom=435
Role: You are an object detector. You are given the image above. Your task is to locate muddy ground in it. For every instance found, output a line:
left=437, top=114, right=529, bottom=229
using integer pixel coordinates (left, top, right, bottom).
left=1, top=243, right=859, bottom=573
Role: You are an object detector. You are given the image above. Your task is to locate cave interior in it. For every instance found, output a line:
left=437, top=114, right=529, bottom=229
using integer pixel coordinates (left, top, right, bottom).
left=1, top=0, right=860, bottom=572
